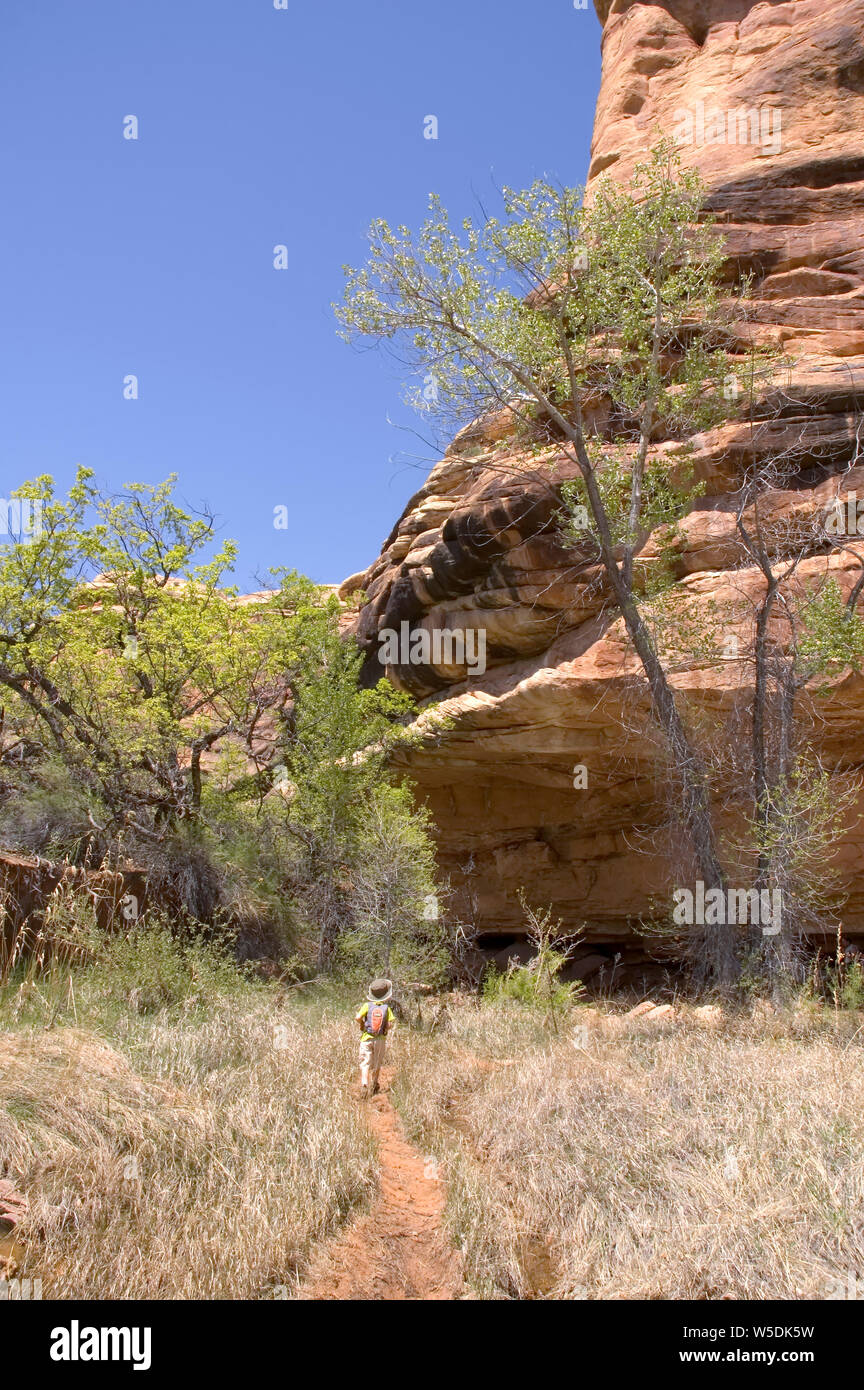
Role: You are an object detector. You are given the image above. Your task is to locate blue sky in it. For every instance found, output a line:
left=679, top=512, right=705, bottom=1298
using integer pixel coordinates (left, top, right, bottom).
left=0, top=0, right=601, bottom=587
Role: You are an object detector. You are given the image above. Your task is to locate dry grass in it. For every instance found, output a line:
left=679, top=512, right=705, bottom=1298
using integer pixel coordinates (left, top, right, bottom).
left=6, top=933, right=864, bottom=1303
left=393, top=999, right=864, bottom=1299
left=0, top=997, right=375, bottom=1298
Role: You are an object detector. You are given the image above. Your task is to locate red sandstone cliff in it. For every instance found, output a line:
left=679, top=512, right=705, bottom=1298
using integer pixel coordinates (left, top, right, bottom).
left=345, top=1, right=864, bottom=969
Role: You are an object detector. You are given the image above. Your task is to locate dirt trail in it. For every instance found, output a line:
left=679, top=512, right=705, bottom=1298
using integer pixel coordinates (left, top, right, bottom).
left=300, top=1068, right=464, bottom=1300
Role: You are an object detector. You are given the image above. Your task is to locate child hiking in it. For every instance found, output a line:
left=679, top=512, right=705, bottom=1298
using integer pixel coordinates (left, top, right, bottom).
left=356, top=978, right=395, bottom=1098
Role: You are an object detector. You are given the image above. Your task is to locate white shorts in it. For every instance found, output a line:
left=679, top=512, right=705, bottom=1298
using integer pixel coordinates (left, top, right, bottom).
left=359, top=1036, right=386, bottom=1080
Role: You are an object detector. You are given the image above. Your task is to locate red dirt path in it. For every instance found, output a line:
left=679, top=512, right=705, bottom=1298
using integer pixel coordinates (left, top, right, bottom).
left=300, top=1069, right=464, bottom=1300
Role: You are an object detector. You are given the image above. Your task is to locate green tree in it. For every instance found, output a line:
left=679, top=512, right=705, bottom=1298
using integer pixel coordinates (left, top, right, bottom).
left=0, top=471, right=322, bottom=857
left=0, top=472, right=444, bottom=973
left=285, top=607, right=437, bottom=973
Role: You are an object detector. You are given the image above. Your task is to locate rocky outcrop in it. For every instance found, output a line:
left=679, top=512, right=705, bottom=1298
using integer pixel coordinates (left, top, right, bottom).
left=346, top=0, right=864, bottom=966
left=0, top=854, right=147, bottom=967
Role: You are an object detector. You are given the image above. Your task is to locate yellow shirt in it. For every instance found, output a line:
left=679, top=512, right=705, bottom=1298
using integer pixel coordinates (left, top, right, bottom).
left=356, top=1002, right=395, bottom=1042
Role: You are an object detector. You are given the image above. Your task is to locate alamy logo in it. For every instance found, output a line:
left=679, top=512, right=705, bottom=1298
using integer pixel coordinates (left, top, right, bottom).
left=50, top=1321, right=152, bottom=1371
left=0, top=497, right=43, bottom=539
left=672, top=882, right=782, bottom=937
left=378, top=621, right=487, bottom=676
left=825, top=1269, right=864, bottom=1300
left=823, top=492, right=864, bottom=536
left=672, top=100, right=782, bottom=156
left=0, top=1277, right=42, bottom=1300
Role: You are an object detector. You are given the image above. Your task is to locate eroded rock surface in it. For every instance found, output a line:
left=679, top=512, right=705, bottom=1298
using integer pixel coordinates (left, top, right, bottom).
left=346, top=0, right=864, bottom=964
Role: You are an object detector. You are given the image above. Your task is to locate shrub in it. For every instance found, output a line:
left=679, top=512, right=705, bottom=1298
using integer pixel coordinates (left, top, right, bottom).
left=482, top=895, right=583, bottom=1026
left=88, top=919, right=253, bottom=1015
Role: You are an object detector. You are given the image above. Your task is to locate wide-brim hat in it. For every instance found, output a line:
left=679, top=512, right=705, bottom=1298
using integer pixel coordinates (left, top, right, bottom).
left=368, top=978, right=393, bottom=1002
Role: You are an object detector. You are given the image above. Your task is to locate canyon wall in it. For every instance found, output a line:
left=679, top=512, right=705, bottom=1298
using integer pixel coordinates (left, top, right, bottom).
left=344, top=0, right=864, bottom=975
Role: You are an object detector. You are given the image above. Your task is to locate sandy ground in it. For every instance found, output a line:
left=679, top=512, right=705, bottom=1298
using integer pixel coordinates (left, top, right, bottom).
left=300, top=1069, right=464, bottom=1301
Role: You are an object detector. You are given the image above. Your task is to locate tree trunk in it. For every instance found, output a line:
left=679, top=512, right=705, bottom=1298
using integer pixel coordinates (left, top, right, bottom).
left=575, top=451, right=737, bottom=985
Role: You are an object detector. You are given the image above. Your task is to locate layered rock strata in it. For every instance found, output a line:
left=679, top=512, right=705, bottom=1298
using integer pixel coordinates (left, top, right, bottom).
left=345, top=1, right=864, bottom=970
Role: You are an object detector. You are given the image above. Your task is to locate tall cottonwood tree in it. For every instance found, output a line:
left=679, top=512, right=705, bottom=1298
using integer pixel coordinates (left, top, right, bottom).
left=337, top=143, right=759, bottom=986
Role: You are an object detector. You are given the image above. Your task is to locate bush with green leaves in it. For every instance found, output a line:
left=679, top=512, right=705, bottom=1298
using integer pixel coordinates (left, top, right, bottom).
left=482, top=897, right=584, bottom=1025
left=90, top=919, right=250, bottom=1014
left=482, top=958, right=577, bottom=1016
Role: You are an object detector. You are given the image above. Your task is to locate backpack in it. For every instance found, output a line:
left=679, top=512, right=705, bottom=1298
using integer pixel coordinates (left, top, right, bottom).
left=365, top=1002, right=389, bottom=1037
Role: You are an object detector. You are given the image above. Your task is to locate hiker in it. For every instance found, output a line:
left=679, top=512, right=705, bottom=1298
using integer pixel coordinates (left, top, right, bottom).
left=356, top=978, right=395, bottom=1098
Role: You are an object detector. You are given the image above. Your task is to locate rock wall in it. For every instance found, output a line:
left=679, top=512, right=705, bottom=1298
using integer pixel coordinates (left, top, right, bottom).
left=345, top=0, right=864, bottom=968
left=0, top=853, right=147, bottom=967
